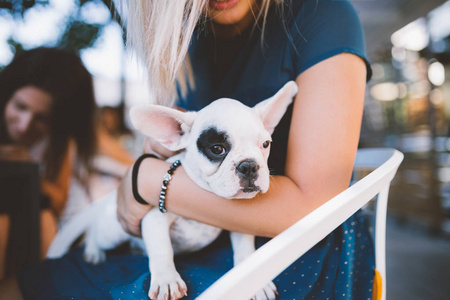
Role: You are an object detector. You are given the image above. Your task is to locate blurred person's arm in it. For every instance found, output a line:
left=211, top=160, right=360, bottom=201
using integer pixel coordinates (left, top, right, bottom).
left=97, top=127, right=135, bottom=165
left=40, top=145, right=72, bottom=216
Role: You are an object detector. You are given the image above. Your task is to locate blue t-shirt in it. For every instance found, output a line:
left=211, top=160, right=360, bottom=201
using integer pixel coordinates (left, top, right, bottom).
left=178, top=0, right=371, bottom=175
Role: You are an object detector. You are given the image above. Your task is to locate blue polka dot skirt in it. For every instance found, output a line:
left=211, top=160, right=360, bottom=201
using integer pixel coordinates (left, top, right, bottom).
left=18, top=210, right=374, bottom=299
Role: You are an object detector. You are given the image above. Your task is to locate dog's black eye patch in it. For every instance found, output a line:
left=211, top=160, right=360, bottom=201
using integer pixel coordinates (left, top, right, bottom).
left=197, top=126, right=231, bottom=163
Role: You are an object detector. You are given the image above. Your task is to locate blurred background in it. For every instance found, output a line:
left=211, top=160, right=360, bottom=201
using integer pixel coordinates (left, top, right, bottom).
left=1, top=0, right=450, bottom=299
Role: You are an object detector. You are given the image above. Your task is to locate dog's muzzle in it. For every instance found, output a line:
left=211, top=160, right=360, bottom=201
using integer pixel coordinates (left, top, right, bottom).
left=236, top=160, right=260, bottom=193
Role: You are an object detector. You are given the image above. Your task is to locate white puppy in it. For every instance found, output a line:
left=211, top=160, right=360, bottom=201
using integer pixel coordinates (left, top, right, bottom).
left=47, top=81, right=298, bottom=300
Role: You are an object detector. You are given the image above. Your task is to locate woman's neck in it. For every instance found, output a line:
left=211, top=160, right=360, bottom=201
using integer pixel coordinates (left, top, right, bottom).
left=208, top=6, right=257, bottom=38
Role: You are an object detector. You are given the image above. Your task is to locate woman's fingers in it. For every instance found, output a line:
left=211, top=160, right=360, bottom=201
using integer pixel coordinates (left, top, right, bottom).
left=0, top=145, right=31, bottom=161
left=116, top=167, right=152, bottom=237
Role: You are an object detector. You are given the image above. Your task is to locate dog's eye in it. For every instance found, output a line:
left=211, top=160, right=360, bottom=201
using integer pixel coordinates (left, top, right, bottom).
left=210, top=145, right=226, bottom=155
left=262, top=140, right=271, bottom=149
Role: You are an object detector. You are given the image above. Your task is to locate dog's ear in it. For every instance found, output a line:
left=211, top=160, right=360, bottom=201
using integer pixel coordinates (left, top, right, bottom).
left=253, top=81, right=298, bottom=134
left=129, top=105, right=197, bottom=151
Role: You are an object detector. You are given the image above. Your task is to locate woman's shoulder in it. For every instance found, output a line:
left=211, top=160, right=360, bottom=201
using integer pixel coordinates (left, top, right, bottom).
left=277, top=0, right=369, bottom=79
left=283, top=0, right=363, bottom=43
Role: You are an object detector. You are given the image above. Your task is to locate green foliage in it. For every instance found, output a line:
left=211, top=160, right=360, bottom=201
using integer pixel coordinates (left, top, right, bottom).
left=58, top=0, right=112, bottom=52
left=7, top=36, right=25, bottom=55
left=59, top=20, right=103, bottom=52
left=0, top=0, right=49, bottom=17
left=0, top=0, right=120, bottom=55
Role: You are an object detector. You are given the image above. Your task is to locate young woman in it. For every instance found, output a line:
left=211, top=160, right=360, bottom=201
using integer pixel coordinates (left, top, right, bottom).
left=0, top=47, right=98, bottom=279
left=2, top=0, right=374, bottom=299
left=0, top=47, right=134, bottom=282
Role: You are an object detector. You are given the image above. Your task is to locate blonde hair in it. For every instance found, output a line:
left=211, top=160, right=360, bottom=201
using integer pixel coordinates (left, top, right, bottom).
left=124, top=0, right=281, bottom=106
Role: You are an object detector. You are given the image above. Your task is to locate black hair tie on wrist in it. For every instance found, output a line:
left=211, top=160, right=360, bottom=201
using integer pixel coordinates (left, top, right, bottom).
left=132, top=154, right=158, bottom=205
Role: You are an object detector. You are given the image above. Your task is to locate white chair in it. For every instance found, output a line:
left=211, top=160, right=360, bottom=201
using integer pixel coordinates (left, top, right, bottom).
left=197, top=148, right=404, bottom=300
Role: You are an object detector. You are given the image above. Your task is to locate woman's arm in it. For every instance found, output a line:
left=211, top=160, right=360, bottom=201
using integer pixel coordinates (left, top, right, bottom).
left=97, top=127, right=135, bottom=165
left=117, top=53, right=366, bottom=238
left=41, top=145, right=73, bottom=216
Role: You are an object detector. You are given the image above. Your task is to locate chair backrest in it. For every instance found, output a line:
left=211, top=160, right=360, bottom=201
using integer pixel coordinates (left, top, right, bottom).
left=197, top=148, right=404, bottom=300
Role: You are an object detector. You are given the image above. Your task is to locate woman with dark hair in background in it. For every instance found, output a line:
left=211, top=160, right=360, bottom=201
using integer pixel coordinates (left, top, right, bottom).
left=0, top=47, right=134, bottom=281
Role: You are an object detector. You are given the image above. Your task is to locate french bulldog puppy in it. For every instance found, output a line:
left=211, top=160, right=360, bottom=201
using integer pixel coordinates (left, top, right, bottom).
left=47, top=81, right=298, bottom=300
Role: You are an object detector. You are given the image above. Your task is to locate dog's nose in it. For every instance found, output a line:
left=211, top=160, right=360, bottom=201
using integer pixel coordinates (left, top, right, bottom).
left=237, top=160, right=259, bottom=179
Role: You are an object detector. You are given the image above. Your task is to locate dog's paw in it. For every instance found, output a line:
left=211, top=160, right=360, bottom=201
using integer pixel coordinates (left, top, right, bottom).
left=149, top=271, right=187, bottom=300
left=251, top=281, right=277, bottom=300
left=83, top=246, right=106, bottom=265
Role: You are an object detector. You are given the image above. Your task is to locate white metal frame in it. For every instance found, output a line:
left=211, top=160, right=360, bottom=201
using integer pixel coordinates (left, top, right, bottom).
left=197, top=148, right=404, bottom=300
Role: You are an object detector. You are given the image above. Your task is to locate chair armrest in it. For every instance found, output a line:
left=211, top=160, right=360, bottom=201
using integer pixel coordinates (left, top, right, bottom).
left=197, top=148, right=403, bottom=300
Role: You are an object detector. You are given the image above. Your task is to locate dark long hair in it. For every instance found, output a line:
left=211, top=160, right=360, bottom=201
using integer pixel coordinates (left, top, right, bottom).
left=0, top=47, right=97, bottom=184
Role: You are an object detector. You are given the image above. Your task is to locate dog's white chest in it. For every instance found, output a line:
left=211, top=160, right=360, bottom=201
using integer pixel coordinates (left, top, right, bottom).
left=136, top=209, right=222, bottom=255
left=169, top=215, right=222, bottom=254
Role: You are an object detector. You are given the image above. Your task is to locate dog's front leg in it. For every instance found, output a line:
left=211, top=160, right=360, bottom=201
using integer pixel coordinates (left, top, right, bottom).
left=230, top=232, right=277, bottom=300
left=142, top=210, right=187, bottom=300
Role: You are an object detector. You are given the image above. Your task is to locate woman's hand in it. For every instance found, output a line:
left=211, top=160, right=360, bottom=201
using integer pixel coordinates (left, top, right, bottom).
left=116, top=137, right=177, bottom=237
left=116, top=165, right=152, bottom=237
left=0, top=145, right=31, bottom=161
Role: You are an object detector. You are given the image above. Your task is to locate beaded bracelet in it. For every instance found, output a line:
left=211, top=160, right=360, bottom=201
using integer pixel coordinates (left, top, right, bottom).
left=158, top=160, right=182, bottom=213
